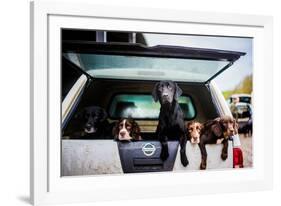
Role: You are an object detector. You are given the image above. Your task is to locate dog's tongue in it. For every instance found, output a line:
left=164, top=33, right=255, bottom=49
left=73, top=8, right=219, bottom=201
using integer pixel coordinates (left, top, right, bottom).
left=85, top=127, right=96, bottom=133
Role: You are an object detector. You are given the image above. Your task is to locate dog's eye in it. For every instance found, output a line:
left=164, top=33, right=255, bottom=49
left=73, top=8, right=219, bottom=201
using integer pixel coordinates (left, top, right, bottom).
left=167, top=85, right=172, bottom=90
left=125, top=123, right=132, bottom=128
left=126, top=126, right=131, bottom=130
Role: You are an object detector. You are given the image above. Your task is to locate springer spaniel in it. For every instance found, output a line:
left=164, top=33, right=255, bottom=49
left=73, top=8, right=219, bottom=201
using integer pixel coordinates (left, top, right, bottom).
left=113, top=118, right=142, bottom=141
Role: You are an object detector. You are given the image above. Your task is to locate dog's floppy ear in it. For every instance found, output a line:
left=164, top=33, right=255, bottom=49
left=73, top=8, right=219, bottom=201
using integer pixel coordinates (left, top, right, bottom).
left=131, top=120, right=142, bottom=141
left=112, top=120, right=120, bottom=141
left=233, top=119, right=239, bottom=134
left=211, top=119, right=223, bottom=137
left=186, top=121, right=193, bottom=138
left=174, top=82, right=182, bottom=101
left=99, top=108, right=108, bottom=122
left=152, top=82, right=160, bottom=102
left=199, top=123, right=204, bottom=131
left=186, top=121, right=192, bottom=130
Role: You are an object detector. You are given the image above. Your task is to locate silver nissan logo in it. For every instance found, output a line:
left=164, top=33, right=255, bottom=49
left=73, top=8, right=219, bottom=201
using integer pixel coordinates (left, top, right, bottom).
left=142, top=143, right=156, bottom=156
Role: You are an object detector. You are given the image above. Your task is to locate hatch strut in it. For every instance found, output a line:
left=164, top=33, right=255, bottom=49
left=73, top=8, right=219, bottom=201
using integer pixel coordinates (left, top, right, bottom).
left=205, top=61, right=234, bottom=84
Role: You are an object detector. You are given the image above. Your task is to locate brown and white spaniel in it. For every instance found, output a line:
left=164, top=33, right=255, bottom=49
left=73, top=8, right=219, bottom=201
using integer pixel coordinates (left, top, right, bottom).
left=113, top=118, right=142, bottom=141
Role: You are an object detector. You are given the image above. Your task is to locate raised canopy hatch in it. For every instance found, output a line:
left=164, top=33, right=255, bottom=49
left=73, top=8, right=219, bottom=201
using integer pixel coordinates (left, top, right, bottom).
left=62, top=41, right=246, bottom=83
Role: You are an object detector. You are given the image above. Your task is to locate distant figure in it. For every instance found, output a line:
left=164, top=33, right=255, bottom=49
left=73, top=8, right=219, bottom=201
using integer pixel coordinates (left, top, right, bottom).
left=230, top=96, right=239, bottom=120
left=238, top=103, right=253, bottom=137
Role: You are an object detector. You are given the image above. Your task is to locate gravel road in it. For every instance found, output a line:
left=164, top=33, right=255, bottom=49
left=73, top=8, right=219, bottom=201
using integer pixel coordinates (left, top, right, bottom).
left=239, top=134, right=253, bottom=168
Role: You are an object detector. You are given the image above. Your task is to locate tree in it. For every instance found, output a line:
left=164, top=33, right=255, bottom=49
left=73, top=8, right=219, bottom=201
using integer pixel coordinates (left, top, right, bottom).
left=223, top=74, right=252, bottom=99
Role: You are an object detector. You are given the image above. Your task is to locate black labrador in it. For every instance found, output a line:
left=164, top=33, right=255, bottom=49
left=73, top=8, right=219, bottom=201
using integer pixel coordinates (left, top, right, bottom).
left=198, top=116, right=238, bottom=169
left=152, top=80, right=188, bottom=167
left=68, top=106, right=113, bottom=139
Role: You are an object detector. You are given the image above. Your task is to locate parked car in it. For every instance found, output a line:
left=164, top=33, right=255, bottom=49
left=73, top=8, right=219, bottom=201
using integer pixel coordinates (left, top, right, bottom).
left=61, top=40, right=245, bottom=176
left=228, top=94, right=252, bottom=130
left=236, top=102, right=252, bottom=119
left=227, top=93, right=252, bottom=105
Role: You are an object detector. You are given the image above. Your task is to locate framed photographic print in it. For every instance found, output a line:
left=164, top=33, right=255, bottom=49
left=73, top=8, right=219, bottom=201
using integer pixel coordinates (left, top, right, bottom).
left=30, top=0, right=273, bottom=205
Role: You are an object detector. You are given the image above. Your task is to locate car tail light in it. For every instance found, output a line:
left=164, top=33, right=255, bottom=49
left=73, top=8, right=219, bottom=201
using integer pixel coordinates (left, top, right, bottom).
left=233, top=147, right=244, bottom=168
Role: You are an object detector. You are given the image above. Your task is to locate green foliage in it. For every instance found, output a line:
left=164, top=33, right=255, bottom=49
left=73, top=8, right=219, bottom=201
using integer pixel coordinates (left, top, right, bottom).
left=222, top=74, right=252, bottom=99
left=222, top=90, right=233, bottom=99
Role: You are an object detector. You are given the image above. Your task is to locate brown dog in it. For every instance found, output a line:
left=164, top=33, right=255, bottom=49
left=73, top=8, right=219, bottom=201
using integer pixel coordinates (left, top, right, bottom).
left=199, top=116, right=238, bottom=170
left=186, top=121, right=203, bottom=144
left=113, top=118, right=142, bottom=141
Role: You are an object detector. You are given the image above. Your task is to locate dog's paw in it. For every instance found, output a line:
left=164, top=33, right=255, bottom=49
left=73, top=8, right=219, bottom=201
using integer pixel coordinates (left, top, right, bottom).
left=216, top=138, right=223, bottom=144
left=160, top=150, right=169, bottom=161
left=200, top=162, right=207, bottom=170
left=221, top=152, right=228, bottom=160
left=180, top=154, right=189, bottom=167
left=181, top=158, right=189, bottom=167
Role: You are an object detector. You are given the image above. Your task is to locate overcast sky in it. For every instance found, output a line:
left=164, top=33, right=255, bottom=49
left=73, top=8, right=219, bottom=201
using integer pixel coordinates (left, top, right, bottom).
left=143, top=33, right=253, bottom=91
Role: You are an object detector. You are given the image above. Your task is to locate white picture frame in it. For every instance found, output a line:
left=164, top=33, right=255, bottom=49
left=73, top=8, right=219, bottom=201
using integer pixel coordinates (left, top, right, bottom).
left=30, top=0, right=273, bottom=205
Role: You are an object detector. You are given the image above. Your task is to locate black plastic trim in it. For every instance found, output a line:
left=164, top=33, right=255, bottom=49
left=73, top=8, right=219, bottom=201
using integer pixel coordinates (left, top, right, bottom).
left=62, top=41, right=246, bottom=61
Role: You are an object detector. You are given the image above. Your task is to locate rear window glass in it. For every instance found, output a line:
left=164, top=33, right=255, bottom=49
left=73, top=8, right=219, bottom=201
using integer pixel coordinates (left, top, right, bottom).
left=64, top=53, right=229, bottom=82
left=109, top=94, right=196, bottom=120
left=230, top=96, right=251, bottom=104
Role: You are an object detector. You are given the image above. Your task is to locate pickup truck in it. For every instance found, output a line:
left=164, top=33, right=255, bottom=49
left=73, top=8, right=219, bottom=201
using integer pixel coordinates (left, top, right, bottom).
left=61, top=40, right=245, bottom=176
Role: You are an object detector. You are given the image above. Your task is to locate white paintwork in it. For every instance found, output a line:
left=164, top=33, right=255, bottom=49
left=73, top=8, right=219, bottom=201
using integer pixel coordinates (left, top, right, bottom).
left=209, top=82, right=232, bottom=116
left=62, top=74, right=87, bottom=123
left=174, top=141, right=233, bottom=171
left=62, top=140, right=122, bottom=176
left=31, top=0, right=273, bottom=205
left=61, top=140, right=232, bottom=176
